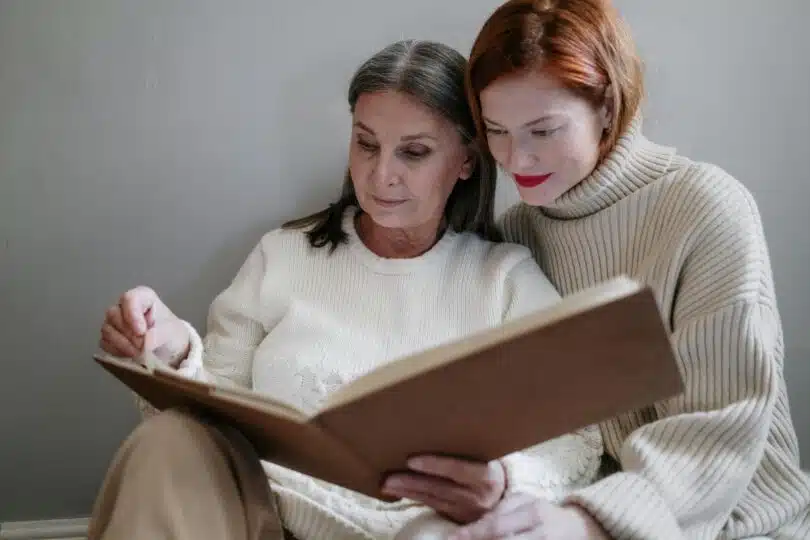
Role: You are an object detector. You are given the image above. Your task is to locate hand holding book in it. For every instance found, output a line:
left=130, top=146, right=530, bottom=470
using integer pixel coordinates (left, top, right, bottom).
left=100, top=286, right=191, bottom=369
left=382, top=454, right=508, bottom=523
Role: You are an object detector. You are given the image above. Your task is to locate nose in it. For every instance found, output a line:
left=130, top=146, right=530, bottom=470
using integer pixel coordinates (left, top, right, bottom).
left=506, top=137, right=536, bottom=173
left=371, top=150, right=399, bottom=187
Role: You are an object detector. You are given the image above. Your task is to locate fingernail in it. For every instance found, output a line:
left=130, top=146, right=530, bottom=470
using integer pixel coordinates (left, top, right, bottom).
left=384, top=478, right=402, bottom=490
left=407, top=457, right=425, bottom=470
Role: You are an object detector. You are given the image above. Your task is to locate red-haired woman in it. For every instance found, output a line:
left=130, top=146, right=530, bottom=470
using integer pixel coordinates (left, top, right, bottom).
left=440, top=0, right=810, bottom=538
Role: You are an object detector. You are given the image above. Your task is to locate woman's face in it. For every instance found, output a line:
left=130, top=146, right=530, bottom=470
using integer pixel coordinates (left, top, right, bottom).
left=349, top=90, right=473, bottom=232
left=479, top=69, right=609, bottom=206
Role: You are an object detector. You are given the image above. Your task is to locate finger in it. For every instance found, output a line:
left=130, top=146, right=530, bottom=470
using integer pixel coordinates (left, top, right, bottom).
left=407, top=455, right=498, bottom=489
left=383, top=482, right=481, bottom=524
left=100, top=337, right=138, bottom=359
left=449, top=496, right=550, bottom=540
left=119, top=286, right=157, bottom=336
left=383, top=472, right=477, bottom=505
left=100, top=324, right=141, bottom=358
left=105, top=305, right=139, bottom=342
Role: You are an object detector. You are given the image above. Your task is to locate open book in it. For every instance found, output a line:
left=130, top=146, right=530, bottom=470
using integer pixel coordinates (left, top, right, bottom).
left=95, top=276, right=684, bottom=500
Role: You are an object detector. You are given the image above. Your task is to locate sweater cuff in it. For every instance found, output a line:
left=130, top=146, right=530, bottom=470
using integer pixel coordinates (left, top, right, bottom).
left=500, top=428, right=603, bottom=503
left=173, top=319, right=205, bottom=381
left=501, top=452, right=561, bottom=500
left=562, top=471, right=684, bottom=540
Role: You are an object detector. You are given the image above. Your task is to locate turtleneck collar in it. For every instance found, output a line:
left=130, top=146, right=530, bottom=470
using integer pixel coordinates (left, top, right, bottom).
left=540, top=116, right=676, bottom=219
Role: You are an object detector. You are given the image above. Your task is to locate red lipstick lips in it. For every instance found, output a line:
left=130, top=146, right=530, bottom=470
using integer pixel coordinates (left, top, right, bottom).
left=514, top=173, right=552, bottom=188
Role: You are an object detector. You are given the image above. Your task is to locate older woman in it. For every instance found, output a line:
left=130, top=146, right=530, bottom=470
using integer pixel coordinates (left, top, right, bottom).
left=449, top=1, right=810, bottom=539
left=91, top=40, right=603, bottom=540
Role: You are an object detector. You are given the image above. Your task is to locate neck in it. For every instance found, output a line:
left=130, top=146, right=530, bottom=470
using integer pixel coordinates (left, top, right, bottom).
left=539, top=115, right=676, bottom=219
left=356, top=212, right=444, bottom=259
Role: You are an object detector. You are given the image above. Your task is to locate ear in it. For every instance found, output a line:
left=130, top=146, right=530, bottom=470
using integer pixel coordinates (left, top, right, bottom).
left=599, top=84, right=615, bottom=130
left=458, top=149, right=475, bottom=180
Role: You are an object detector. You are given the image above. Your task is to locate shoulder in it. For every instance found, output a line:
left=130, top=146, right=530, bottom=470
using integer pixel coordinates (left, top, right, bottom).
left=452, top=231, right=540, bottom=278
left=453, top=233, right=560, bottom=315
left=661, top=158, right=763, bottom=229
left=239, top=224, right=333, bottom=278
left=656, top=160, right=771, bottom=274
left=255, top=223, right=332, bottom=257
left=497, top=203, right=537, bottom=246
left=659, top=159, right=776, bottom=316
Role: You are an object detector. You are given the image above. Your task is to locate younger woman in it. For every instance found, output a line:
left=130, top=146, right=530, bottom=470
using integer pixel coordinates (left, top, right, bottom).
left=450, top=1, right=810, bottom=538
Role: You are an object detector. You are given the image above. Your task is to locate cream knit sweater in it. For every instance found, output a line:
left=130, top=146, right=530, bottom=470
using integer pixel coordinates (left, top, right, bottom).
left=171, top=208, right=603, bottom=540
left=500, top=117, right=810, bottom=539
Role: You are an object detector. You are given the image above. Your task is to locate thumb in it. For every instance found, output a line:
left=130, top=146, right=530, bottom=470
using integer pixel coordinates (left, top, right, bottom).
left=142, top=323, right=174, bottom=355
left=121, top=287, right=160, bottom=336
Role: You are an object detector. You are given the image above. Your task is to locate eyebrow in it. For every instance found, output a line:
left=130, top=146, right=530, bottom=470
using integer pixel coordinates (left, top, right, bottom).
left=353, top=121, right=438, bottom=141
left=483, top=115, right=556, bottom=128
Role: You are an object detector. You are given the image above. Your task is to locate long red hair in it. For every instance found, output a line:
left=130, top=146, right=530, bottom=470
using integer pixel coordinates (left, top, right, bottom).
left=466, top=0, right=644, bottom=161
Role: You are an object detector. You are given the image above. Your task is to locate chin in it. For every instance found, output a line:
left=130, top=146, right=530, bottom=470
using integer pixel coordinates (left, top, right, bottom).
left=364, top=210, right=411, bottom=229
left=516, top=186, right=564, bottom=207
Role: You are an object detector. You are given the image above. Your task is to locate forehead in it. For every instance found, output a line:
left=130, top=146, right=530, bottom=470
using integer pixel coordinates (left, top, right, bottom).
left=479, top=69, right=590, bottom=124
left=353, top=90, right=456, bottom=138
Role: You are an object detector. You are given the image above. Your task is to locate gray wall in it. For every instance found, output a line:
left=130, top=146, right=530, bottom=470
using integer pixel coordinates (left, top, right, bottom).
left=0, top=0, right=807, bottom=522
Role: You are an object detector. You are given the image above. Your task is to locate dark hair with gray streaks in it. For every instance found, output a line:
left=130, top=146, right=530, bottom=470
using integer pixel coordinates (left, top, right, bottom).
left=283, top=39, right=501, bottom=251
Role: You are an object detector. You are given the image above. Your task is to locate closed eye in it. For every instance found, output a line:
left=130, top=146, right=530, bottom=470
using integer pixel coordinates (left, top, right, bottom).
left=357, top=139, right=377, bottom=152
left=400, top=144, right=432, bottom=160
left=485, top=127, right=507, bottom=136
left=531, top=128, right=558, bottom=137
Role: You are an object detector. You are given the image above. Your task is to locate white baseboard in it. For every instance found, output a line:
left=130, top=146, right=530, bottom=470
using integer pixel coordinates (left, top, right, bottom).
left=0, top=517, right=88, bottom=540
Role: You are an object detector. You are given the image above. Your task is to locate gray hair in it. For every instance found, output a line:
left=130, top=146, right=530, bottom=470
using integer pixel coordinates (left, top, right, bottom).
left=284, top=40, right=500, bottom=251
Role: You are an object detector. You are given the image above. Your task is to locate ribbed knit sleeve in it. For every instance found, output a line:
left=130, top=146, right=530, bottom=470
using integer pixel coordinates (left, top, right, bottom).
left=175, top=234, right=271, bottom=389
left=561, top=169, right=797, bottom=539
left=564, top=302, right=780, bottom=539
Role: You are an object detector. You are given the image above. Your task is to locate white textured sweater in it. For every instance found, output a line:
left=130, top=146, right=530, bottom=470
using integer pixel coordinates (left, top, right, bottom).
left=171, top=208, right=603, bottom=540
left=500, top=117, right=810, bottom=539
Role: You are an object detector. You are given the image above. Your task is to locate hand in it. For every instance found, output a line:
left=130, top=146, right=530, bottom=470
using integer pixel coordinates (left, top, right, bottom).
left=99, top=286, right=190, bottom=367
left=381, top=455, right=506, bottom=524
left=448, top=493, right=611, bottom=540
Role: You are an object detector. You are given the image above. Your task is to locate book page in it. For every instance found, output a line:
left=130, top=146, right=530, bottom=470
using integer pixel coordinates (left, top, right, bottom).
left=322, top=276, right=642, bottom=411
left=95, top=354, right=309, bottom=422
left=208, top=384, right=309, bottom=422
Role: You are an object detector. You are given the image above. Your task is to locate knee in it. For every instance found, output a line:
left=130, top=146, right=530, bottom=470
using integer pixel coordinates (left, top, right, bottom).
left=128, top=408, right=206, bottom=451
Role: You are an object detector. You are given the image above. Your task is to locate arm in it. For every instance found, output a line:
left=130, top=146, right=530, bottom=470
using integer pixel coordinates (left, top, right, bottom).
left=175, top=236, right=271, bottom=389
left=500, top=255, right=604, bottom=500
left=563, top=177, right=783, bottom=539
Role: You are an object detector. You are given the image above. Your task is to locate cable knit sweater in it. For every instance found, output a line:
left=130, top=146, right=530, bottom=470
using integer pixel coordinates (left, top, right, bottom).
left=499, top=117, right=810, bottom=539
left=167, top=207, right=603, bottom=540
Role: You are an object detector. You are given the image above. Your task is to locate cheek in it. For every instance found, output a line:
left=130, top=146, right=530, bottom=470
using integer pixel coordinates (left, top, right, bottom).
left=348, top=150, right=370, bottom=183
left=522, top=125, right=599, bottom=178
left=406, top=159, right=462, bottom=209
left=486, top=136, right=510, bottom=165
left=556, top=128, right=601, bottom=175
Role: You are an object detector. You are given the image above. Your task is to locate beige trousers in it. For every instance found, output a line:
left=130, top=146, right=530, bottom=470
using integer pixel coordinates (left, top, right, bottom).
left=88, top=408, right=295, bottom=540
